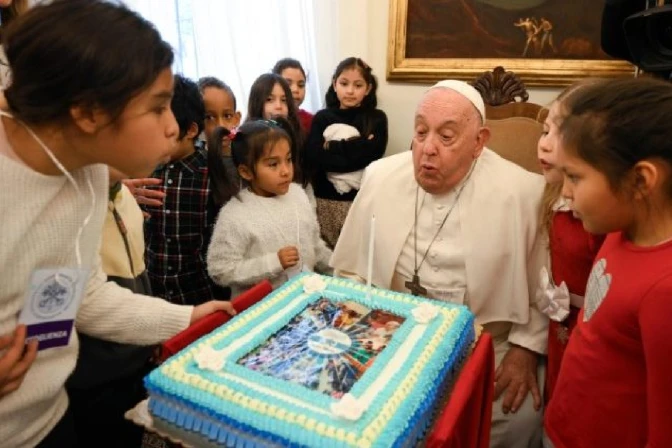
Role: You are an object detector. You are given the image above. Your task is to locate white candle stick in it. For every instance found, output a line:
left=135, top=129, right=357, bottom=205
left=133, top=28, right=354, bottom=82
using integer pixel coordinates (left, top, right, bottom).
left=366, top=215, right=375, bottom=296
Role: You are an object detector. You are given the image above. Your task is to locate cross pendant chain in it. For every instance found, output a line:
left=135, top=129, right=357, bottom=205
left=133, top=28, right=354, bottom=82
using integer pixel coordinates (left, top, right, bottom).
left=405, top=274, right=428, bottom=297
left=409, top=161, right=477, bottom=299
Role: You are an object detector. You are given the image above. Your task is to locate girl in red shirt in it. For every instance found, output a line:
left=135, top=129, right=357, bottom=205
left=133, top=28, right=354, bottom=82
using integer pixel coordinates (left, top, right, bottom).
left=272, top=58, right=314, bottom=135
left=544, top=77, right=672, bottom=448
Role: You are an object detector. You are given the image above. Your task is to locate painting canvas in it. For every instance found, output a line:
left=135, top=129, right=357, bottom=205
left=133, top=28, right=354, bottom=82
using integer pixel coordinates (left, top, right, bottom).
left=387, top=0, right=634, bottom=86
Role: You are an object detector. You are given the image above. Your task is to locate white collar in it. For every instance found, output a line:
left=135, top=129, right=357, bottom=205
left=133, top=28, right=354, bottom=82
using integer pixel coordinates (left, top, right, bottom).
left=552, top=196, right=572, bottom=212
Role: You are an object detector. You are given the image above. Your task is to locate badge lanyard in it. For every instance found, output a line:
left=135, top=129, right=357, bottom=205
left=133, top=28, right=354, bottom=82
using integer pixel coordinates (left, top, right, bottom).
left=0, top=110, right=96, bottom=282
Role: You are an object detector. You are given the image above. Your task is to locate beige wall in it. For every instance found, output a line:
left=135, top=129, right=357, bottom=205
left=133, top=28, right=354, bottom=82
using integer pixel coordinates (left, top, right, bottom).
left=329, top=0, right=562, bottom=155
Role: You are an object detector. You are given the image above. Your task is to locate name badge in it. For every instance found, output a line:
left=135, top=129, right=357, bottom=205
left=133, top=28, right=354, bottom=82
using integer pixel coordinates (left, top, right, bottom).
left=18, top=268, right=88, bottom=350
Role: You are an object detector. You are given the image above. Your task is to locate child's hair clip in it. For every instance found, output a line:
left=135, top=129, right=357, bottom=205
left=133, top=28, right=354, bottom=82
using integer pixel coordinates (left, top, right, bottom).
left=226, top=128, right=239, bottom=141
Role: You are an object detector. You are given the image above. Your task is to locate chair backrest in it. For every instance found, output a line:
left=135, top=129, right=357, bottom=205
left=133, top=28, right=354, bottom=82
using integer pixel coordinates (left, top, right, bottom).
left=472, top=67, right=546, bottom=175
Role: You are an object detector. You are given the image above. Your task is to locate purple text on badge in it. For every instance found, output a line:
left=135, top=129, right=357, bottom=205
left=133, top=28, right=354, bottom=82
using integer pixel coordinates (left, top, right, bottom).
left=26, top=319, right=74, bottom=350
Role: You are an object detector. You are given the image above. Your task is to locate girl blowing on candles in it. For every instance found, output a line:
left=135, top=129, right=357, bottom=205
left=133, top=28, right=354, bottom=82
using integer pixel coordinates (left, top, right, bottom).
left=535, top=81, right=604, bottom=404
left=0, top=2, right=234, bottom=446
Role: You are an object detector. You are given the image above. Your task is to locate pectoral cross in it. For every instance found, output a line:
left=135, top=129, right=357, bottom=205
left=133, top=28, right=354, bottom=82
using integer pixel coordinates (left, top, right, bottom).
left=405, top=274, right=427, bottom=297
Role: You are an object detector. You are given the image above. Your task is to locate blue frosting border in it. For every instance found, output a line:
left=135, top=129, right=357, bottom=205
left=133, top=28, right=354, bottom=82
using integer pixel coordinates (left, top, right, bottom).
left=146, top=274, right=475, bottom=447
left=147, top=321, right=475, bottom=448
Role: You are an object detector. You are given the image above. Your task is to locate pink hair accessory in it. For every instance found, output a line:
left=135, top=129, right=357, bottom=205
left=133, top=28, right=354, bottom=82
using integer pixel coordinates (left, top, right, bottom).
left=226, top=128, right=239, bottom=141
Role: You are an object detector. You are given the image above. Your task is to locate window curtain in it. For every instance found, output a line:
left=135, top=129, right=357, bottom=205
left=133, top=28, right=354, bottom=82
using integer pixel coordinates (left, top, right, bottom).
left=124, top=0, right=332, bottom=117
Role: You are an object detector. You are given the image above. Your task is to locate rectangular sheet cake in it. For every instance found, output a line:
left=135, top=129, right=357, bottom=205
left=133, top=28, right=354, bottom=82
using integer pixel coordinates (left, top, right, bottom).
left=145, top=274, right=475, bottom=447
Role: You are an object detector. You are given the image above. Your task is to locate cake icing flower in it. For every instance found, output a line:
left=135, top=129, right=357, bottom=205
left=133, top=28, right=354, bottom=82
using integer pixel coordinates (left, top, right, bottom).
left=303, top=275, right=327, bottom=294
left=194, top=346, right=228, bottom=372
left=412, top=302, right=439, bottom=324
left=330, top=393, right=365, bottom=421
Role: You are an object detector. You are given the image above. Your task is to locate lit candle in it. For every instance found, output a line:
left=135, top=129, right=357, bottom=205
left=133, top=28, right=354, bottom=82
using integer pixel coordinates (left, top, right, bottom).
left=367, top=215, right=375, bottom=294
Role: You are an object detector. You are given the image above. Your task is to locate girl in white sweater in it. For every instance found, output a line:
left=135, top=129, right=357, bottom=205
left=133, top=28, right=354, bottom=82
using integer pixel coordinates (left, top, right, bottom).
left=0, top=2, right=234, bottom=447
left=207, top=119, right=332, bottom=296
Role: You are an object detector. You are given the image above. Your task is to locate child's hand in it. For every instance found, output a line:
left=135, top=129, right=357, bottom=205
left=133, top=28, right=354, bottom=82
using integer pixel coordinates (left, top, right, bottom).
left=123, top=178, right=166, bottom=218
left=278, top=246, right=300, bottom=269
left=0, top=325, right=38, bottom=398
left=190, top=301, right=237, bottom=324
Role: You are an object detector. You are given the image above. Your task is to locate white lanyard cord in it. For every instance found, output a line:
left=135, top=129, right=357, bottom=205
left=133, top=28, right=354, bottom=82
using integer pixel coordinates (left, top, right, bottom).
left=3, top=111, right=96, bottom=271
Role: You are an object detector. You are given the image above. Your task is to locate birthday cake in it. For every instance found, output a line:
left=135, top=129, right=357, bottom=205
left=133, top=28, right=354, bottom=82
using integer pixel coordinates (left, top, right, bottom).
left=145, top=274, right=475, bottom=447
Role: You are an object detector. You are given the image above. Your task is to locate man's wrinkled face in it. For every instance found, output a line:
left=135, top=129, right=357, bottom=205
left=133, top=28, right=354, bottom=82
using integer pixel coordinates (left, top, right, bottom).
left=411, top=88, right=489, bottom=195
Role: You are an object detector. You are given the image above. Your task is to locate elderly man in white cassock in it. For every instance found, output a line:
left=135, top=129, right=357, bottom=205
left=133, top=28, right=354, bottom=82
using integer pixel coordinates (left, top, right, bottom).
left=331, top=80, right=547, bottom=448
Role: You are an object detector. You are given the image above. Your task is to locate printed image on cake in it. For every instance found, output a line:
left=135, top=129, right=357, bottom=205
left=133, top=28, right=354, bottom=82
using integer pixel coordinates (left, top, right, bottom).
left=238, top=298, right=405, bottom=398
left=145, top=274, right=475, bottom=448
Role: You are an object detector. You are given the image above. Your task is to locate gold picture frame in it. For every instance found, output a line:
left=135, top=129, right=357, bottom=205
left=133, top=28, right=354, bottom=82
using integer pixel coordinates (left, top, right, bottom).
left=387, top=0, right=635, bottom=87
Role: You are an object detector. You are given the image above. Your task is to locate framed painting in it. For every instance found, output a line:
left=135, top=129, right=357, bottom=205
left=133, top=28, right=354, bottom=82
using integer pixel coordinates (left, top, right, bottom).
left=387, top=0, right=635, bottom=86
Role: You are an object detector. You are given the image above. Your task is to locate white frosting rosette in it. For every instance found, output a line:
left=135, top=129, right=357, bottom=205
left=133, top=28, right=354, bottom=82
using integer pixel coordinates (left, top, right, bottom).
left=411, top=302, right=439, bottom=324
left=194, top=346, right=228, bottom=372
left=302, top=275, right=327, bottom=294
left=330, top=393, right=365, bottom=421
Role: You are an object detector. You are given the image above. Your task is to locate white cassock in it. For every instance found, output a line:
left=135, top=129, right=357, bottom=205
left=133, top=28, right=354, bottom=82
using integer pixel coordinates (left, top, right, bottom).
left=331, top=148, right=548, bottom=352
left=331, top=148, right=548, bottom=448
